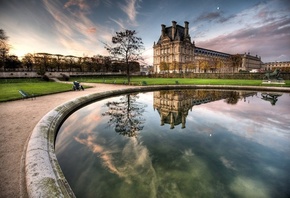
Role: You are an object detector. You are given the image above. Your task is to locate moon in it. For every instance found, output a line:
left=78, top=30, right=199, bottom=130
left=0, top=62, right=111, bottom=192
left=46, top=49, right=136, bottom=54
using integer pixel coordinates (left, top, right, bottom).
left=217, top=7, right=220, bottom=10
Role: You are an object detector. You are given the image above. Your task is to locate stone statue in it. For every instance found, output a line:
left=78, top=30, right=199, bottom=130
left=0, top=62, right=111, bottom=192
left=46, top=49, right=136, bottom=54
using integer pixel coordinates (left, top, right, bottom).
left=263, top=69, right=282, bottom=81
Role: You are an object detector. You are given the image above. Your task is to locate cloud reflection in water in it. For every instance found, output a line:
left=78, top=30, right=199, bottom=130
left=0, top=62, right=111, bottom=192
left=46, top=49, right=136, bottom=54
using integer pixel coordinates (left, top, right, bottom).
left=56, top=90, right=290, bottom=198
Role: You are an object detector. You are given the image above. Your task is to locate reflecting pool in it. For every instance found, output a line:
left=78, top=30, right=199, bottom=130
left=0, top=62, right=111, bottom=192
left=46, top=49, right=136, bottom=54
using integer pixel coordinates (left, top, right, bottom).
left=55, top=90, right=290, bottom=198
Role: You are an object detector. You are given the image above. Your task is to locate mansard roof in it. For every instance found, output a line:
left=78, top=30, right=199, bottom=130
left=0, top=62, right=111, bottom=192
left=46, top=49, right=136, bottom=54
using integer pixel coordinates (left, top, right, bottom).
left=195, top=47, right=231, bottom=58
left=157, top=25, right=186, bottom=44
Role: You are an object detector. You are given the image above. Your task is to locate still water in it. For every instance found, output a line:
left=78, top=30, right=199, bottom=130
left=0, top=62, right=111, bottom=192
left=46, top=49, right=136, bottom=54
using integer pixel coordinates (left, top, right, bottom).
left=55, top=89, right=290, bottom=198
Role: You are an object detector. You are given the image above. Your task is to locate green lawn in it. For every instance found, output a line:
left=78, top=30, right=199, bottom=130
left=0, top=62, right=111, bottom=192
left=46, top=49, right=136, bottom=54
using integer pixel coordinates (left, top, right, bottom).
left=71, top=76, right=290, bottom=87
left=1, top=77, right=289, bottom=102
left=0, top=79, right=73, bottom=102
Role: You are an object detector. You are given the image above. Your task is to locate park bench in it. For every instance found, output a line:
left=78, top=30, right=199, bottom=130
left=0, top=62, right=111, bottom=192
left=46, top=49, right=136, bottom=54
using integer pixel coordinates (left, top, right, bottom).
left=19, top=90, right=35, bottom=100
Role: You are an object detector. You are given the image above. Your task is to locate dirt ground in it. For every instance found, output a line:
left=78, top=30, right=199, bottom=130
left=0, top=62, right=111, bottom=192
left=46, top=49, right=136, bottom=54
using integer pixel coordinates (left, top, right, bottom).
left=0, top=83, right=132, bottom=198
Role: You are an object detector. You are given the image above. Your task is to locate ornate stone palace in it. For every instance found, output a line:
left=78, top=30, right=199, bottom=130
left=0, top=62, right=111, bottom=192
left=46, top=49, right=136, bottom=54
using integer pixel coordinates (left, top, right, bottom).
left=153, top=21, right=263, bottom=73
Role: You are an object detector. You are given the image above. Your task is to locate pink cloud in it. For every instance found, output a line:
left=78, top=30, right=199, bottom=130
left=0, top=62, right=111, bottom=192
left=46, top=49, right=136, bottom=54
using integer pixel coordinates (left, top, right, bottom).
left=86, top=27, right=96, bottom=34
left=64, top=0, right=90, bottom=11
left=196, top=18, right=290, bottom=62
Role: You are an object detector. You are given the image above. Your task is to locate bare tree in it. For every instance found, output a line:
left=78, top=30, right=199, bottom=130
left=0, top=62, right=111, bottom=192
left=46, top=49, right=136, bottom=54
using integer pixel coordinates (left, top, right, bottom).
left=5, top=55, right=21, bottom=71
left=105, top=30, right=144, bottom=83
left=0, top=29, right=9, bottom=70
left=199, top=59, right=209, bottom=73
left=230, top=54, right=242, bottom=73
left=65, top=55, right=78, bottom=71
left=22, top=53, right=34, bottom=71
left=102, top=94, right=147, bottom=137
left=187, top=62, right=196, bottom=73
left=170, top=60, right=178, bottom=73
left=159, top=61, right=170, bottom=76
left=34, top=53, right=52, bottom=75
left=54, top=54, right=64, bottom=71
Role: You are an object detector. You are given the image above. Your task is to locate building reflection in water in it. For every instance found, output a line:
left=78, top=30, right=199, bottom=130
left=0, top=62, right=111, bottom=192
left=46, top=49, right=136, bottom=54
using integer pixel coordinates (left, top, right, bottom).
left=56, top=89, right=290, bottom=198
left=153, top=90, right=257, bottom=129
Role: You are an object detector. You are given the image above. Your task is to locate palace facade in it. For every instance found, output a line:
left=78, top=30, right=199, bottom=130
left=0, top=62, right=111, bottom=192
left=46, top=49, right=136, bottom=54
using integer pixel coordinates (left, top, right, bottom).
left=264, top=61, right=290, bottom=71
left=153, top=21, right=263, bottom=73
left=240, top=52, right=263, bottom=72
left=153, top=21, right=195, bottom=73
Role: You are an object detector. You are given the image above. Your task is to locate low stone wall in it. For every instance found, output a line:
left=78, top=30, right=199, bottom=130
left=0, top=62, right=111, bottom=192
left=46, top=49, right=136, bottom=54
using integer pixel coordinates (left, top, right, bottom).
left=0, top=72, right=42, bottom=78
left=0, top=72, right=67, bottom=78
left=0, top=71, right=128, bottom=78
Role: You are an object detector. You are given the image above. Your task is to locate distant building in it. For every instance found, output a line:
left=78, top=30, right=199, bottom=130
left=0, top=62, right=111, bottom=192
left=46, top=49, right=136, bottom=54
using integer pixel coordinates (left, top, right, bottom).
left=239, top=53, right=263, bottom=72
left=194, top=47, right=232, bottom=73
left=153, top=21, right=263, bottom=73
left=264, top=61, right=290, bottom=71
left=153, top=21, right=195, bottom=73
left=140, top=65, right=153, bottom=75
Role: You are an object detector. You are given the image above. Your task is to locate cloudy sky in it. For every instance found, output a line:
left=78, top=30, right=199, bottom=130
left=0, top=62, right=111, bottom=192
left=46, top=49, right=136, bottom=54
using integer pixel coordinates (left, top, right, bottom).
left=0, top=0, right=289, bottom=64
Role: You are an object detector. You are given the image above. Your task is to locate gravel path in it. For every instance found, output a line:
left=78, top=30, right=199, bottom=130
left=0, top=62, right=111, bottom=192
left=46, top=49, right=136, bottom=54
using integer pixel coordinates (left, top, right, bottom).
left=0, top=83, right=132, bottom=198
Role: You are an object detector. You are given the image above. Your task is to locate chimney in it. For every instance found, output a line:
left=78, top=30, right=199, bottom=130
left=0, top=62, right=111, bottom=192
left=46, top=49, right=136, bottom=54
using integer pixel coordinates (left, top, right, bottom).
left=184, top=21, right=189, bottom=37
left=172, top=21, right=177, bottom=39
left=161, top=24, right=166, bottom=37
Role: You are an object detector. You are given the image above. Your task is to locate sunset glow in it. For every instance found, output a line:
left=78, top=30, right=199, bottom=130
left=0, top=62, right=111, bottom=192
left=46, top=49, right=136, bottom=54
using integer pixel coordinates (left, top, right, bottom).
left=1, top=0, right=289, bottom=64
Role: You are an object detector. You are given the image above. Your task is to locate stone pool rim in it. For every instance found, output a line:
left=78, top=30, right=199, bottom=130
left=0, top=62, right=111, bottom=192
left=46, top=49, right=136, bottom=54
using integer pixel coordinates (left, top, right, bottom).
left=25, top=85, right=290, bottom=197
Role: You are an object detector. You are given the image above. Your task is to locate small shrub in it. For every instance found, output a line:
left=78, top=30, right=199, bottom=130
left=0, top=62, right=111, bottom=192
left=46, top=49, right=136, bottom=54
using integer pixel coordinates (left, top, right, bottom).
left=41, top=75, right=50, bottom=81
left=61, top=74, right=70, bottom=81
left=36, top=68, right=46, bottom=76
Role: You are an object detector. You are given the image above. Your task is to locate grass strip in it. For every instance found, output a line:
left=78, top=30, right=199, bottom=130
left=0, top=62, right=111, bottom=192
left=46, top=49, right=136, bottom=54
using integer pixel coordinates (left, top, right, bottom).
left=0, top=79, right=73, bottom=102
left=1, top=77, right=289, bottom=102
left=70, top=77, right=290, bottom=87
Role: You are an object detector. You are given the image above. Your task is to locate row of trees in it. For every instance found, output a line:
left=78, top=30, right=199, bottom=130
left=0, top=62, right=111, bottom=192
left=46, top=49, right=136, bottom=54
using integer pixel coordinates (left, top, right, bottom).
left=0, top=29, right=10, bottom=69
left=3, top=53, right=140, bottom=74
left=272, top=66, right=290, bottom=72
left=159, top=60, right=224, bottom=73
left=0, top=29, right=145, bottom=83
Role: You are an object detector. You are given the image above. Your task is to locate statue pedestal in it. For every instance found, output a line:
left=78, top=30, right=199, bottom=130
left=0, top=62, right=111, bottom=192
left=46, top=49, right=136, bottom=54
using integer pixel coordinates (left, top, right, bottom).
left=262, top=80, right=285, bottom=84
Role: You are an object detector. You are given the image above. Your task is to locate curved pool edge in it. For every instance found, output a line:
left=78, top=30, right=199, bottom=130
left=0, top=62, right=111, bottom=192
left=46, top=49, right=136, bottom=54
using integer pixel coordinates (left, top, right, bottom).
left=25, top=85, right=290, bottom=197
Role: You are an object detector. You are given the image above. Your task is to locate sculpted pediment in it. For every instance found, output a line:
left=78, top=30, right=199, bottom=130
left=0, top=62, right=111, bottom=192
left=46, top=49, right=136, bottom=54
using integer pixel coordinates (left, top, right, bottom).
left=162, top=36, right=171, bottom=42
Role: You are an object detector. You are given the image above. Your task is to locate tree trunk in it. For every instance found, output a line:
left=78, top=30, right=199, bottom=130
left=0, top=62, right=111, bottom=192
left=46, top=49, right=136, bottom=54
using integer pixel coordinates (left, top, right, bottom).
left=126, top=60, right=130, bottom=83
